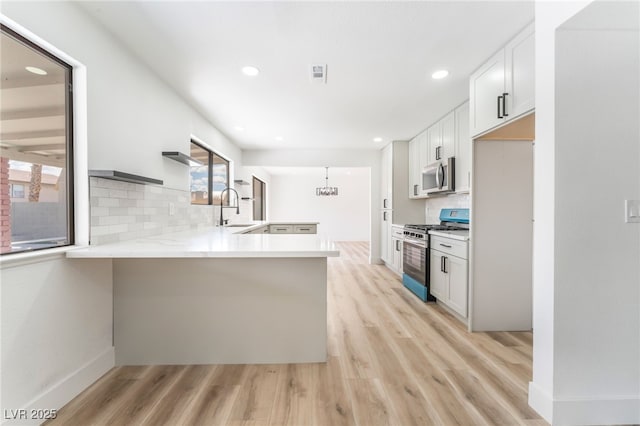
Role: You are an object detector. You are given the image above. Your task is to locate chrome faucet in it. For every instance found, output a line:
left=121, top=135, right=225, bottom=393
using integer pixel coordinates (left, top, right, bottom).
left=218, top=187, right=240, bottom=226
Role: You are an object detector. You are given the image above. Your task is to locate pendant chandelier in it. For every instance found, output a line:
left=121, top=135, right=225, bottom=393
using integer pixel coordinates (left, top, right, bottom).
left=316, top=166, right=338, bottom=196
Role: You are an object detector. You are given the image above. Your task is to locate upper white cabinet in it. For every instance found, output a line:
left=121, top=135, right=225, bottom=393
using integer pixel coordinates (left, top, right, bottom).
left=469, top=22, right=534, bottom=137
left=408, top=131, right=428, bottom=198
left=426, top=111, right=455, bottom=166
left=454, top=101, right=471, bottom=193
left=381, top=144, right=393, bottom=208
left=408, top=102, right=470, bottom=198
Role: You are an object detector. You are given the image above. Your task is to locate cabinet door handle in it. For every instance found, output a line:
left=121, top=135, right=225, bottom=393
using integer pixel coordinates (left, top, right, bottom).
left=435, top=146, right=441, bottom=161
left=502, top=92, right=509, bottom=117
left=383, top=211, right=387, bottom=221
left=441, top=255, right=445, bottom=272
left=439, top=243, right=452, bottom=248
left=299, top=228, right=310, bottom=231
left=414, top=184, right=418, bottom=196
left=443, top=256, right=448, bottom=273
left=395, top=240, right=400, bottom=251
left=383, top=198, right=388, bottom=208
left=497, top=95, right=503, bottom=119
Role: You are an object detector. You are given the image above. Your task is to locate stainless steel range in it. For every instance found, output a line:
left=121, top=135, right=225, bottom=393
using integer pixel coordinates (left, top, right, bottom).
left=402, top=209, right=469, bottom=302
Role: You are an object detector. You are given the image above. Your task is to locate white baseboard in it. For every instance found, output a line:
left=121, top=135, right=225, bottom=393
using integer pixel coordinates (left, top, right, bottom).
left=553, top=395, right=640, bottom=426
left=528, top=381, right=553, bottom=423
left=2, top=347, right=114, bottom=426
left=529, top=381, right=640, bottom=425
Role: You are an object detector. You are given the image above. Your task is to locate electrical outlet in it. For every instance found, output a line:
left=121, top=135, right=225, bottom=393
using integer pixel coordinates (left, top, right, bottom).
left=168, top=202, right=175, bottom=216
left=625, top=200, right=640, bottom=223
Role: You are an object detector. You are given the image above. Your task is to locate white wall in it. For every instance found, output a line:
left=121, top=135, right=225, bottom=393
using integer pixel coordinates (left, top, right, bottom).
left=243, top=149, right=382, bottom=261
left=531, top=1, right=640, bottom=424
left=269, top=169, right=370, bottom=241
left=1, top=256, right=113, bottom=423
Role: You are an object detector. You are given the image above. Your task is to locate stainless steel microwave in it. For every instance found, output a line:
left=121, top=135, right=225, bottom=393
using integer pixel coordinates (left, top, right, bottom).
left=422, top=157, right=455, bottom=194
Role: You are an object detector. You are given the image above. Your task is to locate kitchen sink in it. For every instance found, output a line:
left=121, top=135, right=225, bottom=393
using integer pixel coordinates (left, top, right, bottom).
left=224, top=224, right=254, bottom=227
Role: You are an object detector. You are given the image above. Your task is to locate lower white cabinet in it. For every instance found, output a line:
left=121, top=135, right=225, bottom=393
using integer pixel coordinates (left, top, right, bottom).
left=390, top=225, right=404, bottom=275
left=248, top=225, right=270, bottom=234
left=380, top=211, right=392, bottom=263
left=262, top=224, right=318, bottom=234
left=293, top=224, right=316, bottom=234
left=270, top=225, right=294, bottom=234
left=429, top=235, right=468, bottom=318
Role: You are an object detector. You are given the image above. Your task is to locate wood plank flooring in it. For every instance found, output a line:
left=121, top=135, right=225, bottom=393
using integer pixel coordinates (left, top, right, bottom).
left=46, top=242, right=544, bottom=426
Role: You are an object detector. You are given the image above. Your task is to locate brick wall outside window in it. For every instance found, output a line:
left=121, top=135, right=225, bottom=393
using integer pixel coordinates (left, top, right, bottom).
left=1, top=157, right=11, bottom=253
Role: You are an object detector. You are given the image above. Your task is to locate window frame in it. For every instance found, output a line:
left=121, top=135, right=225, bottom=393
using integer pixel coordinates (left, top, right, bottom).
left=1, top=24, right=75, bottom=256
left=190, top=140, right=230, bottom=206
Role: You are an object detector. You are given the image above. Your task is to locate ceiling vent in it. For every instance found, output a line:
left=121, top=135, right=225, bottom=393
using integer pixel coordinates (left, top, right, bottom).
left=310, top=64, right=327, bottom=83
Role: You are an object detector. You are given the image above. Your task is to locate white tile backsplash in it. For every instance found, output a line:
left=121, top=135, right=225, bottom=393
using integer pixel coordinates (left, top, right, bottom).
left=424, top=193, right=470, bottom=223
left=89, top=177, right=255, bottom=245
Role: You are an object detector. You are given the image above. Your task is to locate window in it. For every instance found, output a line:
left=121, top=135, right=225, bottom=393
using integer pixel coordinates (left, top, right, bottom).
left=189, top=141, right=229, bottom=205
left=9, top=184, right=25, bottom=199
left=1, top=25, right=74, bottom=255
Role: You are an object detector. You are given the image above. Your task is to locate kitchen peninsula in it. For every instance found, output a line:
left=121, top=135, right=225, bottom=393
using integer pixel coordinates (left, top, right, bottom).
left=67, top=223, right=338, bottom=366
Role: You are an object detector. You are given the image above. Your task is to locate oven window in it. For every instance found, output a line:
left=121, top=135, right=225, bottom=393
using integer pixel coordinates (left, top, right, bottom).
left=403, top=241, right=427, bottom=284
left=404, top=243, right=425, bottom=270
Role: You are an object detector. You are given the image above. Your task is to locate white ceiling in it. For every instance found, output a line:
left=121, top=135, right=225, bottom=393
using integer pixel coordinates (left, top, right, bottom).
left=77, top=1, right=534, bottom=150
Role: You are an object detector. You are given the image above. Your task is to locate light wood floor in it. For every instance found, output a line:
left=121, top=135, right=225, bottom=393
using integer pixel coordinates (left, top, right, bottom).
left=47, top=242, right=545, bottom=426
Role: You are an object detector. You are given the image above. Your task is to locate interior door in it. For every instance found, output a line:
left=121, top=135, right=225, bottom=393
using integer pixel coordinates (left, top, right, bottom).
left=252, top=176, right=266, bottom=221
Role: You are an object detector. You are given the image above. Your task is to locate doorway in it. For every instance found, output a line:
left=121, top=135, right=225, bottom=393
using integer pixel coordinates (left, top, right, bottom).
left=252, top=176, right=266, bottom=221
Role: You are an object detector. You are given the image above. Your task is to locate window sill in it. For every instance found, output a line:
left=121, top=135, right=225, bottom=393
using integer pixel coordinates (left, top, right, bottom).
left=0, top=246, right=80, bottom=270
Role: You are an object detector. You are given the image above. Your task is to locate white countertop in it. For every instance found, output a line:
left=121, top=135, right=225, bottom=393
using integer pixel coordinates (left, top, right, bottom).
left=66, top=222, right=338, bottom=259
left=428, top=229, right=470, bottom=241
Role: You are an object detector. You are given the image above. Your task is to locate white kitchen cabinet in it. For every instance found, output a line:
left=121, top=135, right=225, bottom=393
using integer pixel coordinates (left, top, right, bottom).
left=380, top=210, right=392, bottom=263
left=417, top=131, right=429, bottom=196
left=390, top=225, right=404, bottom=275
left=248, top=225, right=269, bottom=234
left=426, top=123, right=440, bottom=165
left=469, top=22, right=534, bottom=137
left=505, top=23, right=535, bottom=120
left=427, top=112, right=454, bottom=165
left=429, top=253, right=447, bottom=300
left=408, top=136, right=420, bottom=199
left=270, top=224, right=294, bottom=233
left=381, top=144, right=392, bottom=208
left=379, top=141, right=424, bottom=263
left=429, top=235, right=469, bottom=319
left=440, top=111, right=455, bottom=161
left=294, top=224, right=317, bottom=234
left=455, top=101, right=471, bottom=193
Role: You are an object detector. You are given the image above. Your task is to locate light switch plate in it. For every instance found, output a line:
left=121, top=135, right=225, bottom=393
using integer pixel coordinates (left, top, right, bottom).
left=625, top=200, right=640, bottom=223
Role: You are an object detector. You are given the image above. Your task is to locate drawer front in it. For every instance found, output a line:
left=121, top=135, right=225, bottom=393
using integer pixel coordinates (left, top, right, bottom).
left=391, top=227, right=404, bottom=239
left=294, top=224, right=316, bottom=234
left=430, top=236, right=468, bottom=259
left=270, top=225, right=294, bottom=234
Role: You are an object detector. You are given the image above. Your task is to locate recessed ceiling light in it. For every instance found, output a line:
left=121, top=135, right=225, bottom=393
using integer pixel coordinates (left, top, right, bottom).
left=25, top=66, right=47, bottom=75
left=431, top=70, right=449, bottom=80
left=241, top=66, right=260, bottom=76
left=373, top=137, right=383, bottom=143
left=234, top=126, right=244, bottom=132
left=275, top=136, right=284, bottom=141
